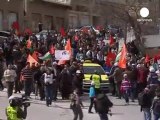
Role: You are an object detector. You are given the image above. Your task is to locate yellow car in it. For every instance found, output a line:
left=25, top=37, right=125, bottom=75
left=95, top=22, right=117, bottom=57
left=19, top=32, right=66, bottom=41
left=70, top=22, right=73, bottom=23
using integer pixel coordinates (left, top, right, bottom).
left=83, top=62, right=110, bottom=92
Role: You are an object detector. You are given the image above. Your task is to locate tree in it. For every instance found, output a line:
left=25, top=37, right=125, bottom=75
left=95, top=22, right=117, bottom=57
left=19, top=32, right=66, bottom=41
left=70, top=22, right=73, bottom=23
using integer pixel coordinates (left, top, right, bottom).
left=100, top=0, right=155, bottom=55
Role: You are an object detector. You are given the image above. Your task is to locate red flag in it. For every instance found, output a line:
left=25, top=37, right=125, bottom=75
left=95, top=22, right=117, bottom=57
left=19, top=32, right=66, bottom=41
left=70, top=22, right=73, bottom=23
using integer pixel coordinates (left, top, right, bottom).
left=65, top=39, right=72, bottom=55
left=12, top=21, right=19, bottom=30
left=109, top=35, right=114, bottom=46
left=32, top=51, right=39, bottom=61
left=24, top=28, right=32, bottom=35
left=145, top=54, right=150, bottom=63
left=105, top=52, right=116, bottom=67
left=74, top=35, right=79, bottom=41
left=27, top=54, right=38, bottom=66
left=26, top=38, right=32, bottom=49
left=58, top=60, right=66, bottom=65
left=118, top=44, right=127, bottom=68
left=49, top=44, right=55, bottom=55
left=60, top=27, right=66, bottom=37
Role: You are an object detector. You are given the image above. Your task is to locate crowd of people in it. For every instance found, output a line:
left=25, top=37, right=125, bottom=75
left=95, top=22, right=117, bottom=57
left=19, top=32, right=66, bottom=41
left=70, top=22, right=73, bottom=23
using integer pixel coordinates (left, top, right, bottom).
left=1, top=26, right=160, bottom=120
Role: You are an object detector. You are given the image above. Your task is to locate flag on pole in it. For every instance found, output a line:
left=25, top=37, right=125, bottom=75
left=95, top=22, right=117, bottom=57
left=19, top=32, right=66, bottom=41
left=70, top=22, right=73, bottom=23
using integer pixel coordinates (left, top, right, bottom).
left=105, top=52, right=116, bottom=67
left=32, top=51, right=39, bottom=61
left=145, top=54, right=150, bottom=63
left=26, top=38, right=32, bottom=49
left=118, top=44, right=127, bottom=68
left=109, top=35, right=114, bottom=46
left=49, top=44, right=55, bottom=55
left=60, top=27, right=66, bottom=37
left=39, top=52, right=52, bottom=61
left=65, top=39, right=72, bottom=55
left=115, top=52, right=122, bottom=62
left=27, top=54, right=38, bottom=66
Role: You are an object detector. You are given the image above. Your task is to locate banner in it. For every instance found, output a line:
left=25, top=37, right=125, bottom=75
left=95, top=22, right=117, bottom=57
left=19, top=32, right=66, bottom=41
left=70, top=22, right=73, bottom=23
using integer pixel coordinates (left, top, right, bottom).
left=55, top=50, right=70, bottom=60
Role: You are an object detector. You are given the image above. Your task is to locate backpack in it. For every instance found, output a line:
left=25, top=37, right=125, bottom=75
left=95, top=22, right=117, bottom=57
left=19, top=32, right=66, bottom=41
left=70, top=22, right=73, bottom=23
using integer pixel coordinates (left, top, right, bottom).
left=153, top=99, right=160, bottom=114
left=138, top=92, right=145, bottom=106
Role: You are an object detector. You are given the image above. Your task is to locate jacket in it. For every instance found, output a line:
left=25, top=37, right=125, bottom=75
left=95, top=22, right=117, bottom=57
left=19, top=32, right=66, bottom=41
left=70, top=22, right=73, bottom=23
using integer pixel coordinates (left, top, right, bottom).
left=89, top=86, right=95, bottom=98
left=44, top=73, right=53, bottom=84
left=147, top=72, right=160, bottom=85
left=6, top=106, right=21, bottom=120
left=120, top=79, right=131, bottom=93
left=96, top=94, right=113, bottom=114
left=141, top=92, right=152, bottom=109
left=4, top=69, right=17, bottom=82
left=92, top=74, right=100, bottom=89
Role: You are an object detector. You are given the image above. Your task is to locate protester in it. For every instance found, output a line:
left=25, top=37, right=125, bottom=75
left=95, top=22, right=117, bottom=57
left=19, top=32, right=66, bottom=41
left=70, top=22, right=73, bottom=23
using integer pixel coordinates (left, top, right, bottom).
left=138, top=88, right=152, bottom=120
left=91, top=70, right=101, bottom=95
left=70, top=89, right=83, bottom=120
left=96, top=92, right=113, bottom=120
left=59, top=65, right=72, bottom=99
left=120, top=74, right=131, bottom=105
left=72, top=70, right=84, bottom=96
left=21, top=62, right=33, bottom=97
left=109, top=63, right=123, bottom=99
left=88, top=81, right=97, bottom=113
left=4, top=65, right=17, bottom=98
left=43, top=69, right=54, bottom=106
left=152, top=87, right=160, bottom=120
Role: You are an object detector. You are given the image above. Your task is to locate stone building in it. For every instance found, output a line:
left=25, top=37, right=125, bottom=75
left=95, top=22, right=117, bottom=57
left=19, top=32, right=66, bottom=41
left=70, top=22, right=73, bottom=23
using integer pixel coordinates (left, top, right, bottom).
left=0, top=0, right=106, bottom=32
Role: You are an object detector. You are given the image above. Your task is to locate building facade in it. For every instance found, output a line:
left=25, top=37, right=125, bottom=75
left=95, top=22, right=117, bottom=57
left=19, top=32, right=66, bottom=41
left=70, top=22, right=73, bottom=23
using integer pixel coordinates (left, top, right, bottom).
left=0, top=0, right=70, bottom=32
left=0, top=0, right=106, bottom=32
left=68, top=0, right=105, bottom=28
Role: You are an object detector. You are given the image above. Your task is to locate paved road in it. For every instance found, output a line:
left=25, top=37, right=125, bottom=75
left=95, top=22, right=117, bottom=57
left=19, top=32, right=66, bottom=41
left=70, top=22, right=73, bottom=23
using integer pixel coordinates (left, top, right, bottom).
left=0, top=90, right=143, bottom=120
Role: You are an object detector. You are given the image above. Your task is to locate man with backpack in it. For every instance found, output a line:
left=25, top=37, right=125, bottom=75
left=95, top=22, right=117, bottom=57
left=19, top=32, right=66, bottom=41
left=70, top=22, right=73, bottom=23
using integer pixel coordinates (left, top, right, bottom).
left=138, top=87, right=152, bottom=120
left=96, top=92, right=113, bottom=120
left=152, top=87, right=160, bottom=120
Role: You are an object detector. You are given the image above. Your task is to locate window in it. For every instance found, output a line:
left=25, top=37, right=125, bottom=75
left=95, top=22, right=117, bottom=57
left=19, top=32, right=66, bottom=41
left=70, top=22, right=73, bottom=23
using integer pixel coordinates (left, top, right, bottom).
left=31, top=13, right=42, bottom=32
left=8, top=12, right=18, bottom=30
left=83, top=66, right=106, bottom=75
left=56, top=17, right=64, bottom=30
left=81, top=15, right=90, bottom=26
left=44, top=15, right=53, bottom=30
left=69, top=15, right=78, bottom=28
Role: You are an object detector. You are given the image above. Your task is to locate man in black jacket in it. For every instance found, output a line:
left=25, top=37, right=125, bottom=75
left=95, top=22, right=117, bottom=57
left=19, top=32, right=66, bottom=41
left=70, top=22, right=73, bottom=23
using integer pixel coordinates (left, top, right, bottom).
left=96, top=93, right=113, bottom=120
left=140, top=88, right=152, bottom=120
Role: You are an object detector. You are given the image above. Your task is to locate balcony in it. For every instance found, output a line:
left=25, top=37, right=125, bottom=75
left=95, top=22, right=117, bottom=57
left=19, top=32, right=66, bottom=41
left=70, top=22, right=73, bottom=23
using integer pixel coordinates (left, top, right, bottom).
left=42, top=0, right=71, bottom=6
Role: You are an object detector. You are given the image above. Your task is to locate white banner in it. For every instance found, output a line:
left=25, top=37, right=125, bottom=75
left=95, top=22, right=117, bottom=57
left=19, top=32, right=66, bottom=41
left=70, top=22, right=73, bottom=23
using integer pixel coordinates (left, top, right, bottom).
left=55, top=50, right=70, bottom=60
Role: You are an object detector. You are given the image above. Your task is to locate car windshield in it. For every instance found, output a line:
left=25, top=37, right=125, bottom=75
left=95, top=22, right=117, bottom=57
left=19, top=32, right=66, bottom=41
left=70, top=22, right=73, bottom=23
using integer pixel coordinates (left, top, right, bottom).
left=83, top=66, right=106, bottom=75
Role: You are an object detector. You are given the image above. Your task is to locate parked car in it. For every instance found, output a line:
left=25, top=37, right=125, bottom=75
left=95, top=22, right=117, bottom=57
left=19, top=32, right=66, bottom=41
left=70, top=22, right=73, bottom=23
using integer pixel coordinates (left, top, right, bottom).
left=0, top=31, right=11, bottom=42
left=75, top=26, right=100, bottom=35
left=36, top=30, right=55, bottom=40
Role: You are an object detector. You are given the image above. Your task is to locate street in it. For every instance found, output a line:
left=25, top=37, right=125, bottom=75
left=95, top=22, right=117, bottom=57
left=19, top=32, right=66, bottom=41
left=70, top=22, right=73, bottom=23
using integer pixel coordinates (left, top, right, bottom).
left=0, top=90, right=143, bottom=120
